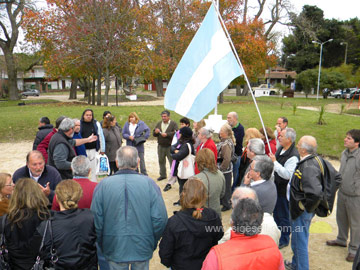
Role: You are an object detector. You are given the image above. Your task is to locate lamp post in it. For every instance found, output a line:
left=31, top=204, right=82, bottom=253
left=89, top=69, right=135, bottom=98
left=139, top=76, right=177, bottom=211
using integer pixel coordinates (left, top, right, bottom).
left=312, top=39, right=333, bottom=100
left=340, top=42, right=348, bottom=65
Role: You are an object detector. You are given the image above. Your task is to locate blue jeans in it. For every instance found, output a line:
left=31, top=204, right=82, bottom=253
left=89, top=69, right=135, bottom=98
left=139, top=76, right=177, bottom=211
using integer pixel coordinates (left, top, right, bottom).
left=290, top=210, right=314, bottom=270
left=96, top=243, right=110, bottom=270
left=109, top=260, right=149, bottom=270
left=273, top=196, right=291, bottom=246
left=232, top=157, right=241, bottom=190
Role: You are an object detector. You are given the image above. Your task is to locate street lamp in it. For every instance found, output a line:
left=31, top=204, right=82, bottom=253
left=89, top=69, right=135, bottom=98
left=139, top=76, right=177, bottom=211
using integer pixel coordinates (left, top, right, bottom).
left=340, top=42, right=348, bottom=64
left=312, top=39, right=333, bottom=100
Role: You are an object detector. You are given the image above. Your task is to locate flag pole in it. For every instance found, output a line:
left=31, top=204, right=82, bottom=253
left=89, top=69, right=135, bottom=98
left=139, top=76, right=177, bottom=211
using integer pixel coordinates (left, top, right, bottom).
left=212, top=3, right=272, bottom=154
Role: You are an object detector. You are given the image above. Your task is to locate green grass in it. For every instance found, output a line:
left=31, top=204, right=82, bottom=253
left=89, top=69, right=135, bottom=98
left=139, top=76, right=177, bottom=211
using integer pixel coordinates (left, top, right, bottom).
left=346, top=109, right=360, bottom=115
left=1, top=97, right=358, bottom=158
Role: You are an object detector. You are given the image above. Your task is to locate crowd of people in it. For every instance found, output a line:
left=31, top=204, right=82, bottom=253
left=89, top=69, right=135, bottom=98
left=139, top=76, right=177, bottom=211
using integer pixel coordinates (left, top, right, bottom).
left=0, top=108, right=359, bottom=270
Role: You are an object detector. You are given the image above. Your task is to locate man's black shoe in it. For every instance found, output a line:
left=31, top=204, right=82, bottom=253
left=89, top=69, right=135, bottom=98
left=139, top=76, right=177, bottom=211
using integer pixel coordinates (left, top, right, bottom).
left=221, top=206, right=231, bottom=212
left=279, top=243, right=289, bottom=249
left=173, top=200, right=180, bottom=206
left=163, top=184, right=172, bottom=192
left=157, top=176, right=166, bottom=181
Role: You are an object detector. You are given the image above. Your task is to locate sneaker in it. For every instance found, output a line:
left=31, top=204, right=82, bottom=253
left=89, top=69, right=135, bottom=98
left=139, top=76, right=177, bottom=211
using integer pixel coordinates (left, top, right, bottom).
left=163, top=184, right=172, bottom=192
left=221, top=206, right=231, bottom=212
left=157, top=176, right=166, bottom=181
left=284, top=260, right=293, bottom=270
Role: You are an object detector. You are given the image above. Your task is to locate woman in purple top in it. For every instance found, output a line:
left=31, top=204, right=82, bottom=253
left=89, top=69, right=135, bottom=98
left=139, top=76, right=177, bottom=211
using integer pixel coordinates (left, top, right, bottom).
left=122, top=112, right=150, bottom=175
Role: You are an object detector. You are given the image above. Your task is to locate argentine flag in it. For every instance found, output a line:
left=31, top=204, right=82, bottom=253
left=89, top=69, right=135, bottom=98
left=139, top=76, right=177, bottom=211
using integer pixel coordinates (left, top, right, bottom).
left=165, top=4, right=243, bottom=121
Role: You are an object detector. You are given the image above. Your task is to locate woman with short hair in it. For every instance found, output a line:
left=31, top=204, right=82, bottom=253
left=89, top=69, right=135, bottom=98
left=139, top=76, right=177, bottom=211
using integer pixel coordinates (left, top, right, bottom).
left=195, top=149, right=225, bottom=217
left=102, top=114, right=122, bottom=174
left=36, top=180, right=97, bottom=269
left=122, top=112, right=150, bottom=175
left=259, top=126, right=277, bottom=156
left=159, top=178, right=223, bottom=270
left=4, top=178, right=50, bottom=269
left=0, top=173, right=14, bottom=216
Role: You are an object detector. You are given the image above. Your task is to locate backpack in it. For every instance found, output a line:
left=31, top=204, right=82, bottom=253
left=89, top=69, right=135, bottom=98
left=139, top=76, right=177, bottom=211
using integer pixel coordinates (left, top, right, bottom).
left=314, top=156, right=342, bottom=217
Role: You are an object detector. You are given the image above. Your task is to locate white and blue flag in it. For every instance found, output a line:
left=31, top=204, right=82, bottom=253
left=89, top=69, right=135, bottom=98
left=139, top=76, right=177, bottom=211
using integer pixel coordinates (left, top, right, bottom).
left=164, top=4, right=243, bottom=121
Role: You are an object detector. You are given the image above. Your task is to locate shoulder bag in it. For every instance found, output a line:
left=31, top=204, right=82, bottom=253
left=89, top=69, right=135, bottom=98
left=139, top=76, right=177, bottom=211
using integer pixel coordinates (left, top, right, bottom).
left=32, top=219, right=57, bottom=270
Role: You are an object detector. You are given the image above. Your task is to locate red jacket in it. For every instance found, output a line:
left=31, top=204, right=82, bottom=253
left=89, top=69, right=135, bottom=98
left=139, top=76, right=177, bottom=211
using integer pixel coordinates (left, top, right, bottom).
left=37, top=128, right=57, bottom=163
left=264, top=139, right=277, bottom=156
left=195, top=138, right=218, bottom=174
left=202, top=231, right=284, bottom=270
left=52, top=177, right=97, bottom=210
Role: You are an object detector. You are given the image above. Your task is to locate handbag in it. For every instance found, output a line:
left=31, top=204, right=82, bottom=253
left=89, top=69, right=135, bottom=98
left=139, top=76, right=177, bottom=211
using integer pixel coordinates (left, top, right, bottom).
left=177, top=143, right=195, bottom=179
left=133, top=132, right=146, bottom=146
left=0, top=215, right=10, bottom=270
left=32, top=219, right=57, bottom=270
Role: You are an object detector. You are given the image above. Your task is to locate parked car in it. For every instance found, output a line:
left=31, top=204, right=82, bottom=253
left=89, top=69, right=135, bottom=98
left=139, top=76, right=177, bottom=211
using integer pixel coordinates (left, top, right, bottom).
left=342, top=88, right=357, bottom=99
left=350, top=89, right=360, bottom=99
left=330, top=89, right=342, bottom=98
left=21, top=89, right=40, bottom=97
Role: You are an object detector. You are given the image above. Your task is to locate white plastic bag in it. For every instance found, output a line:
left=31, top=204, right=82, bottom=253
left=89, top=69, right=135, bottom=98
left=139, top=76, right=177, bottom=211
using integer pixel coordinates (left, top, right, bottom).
left=96, top=153, right=110, bottom=176
left=177, top=143, right=195, bottom=179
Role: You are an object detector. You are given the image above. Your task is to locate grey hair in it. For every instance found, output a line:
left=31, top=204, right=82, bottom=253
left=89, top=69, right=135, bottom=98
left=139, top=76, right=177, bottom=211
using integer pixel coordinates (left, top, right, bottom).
left=300, top=136, right=317, bottom=155
left=71, top=156, right=91, bottom=177
left=284, top=128, right=296, bottom=143
left=58, top=117, right=74, bottom=132
left=116, top=146, right=139, bottom=169
left=231, top=198, right=263, bottom=236
left=231, top=187, right=259, bottom=207
left=253, top=155, right=274, bottom=180
left=72, top=118, right=80, bottom=124
left=248, top=138, right=265, bottom=155
left=199, top=128, right=212, bottom=139
left=229, top=111, right=238, bottom=120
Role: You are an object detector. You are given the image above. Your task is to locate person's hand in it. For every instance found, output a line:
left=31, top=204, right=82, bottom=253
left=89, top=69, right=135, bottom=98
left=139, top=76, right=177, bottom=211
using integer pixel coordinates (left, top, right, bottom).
left=39, top=182, right=50, bottom=197
left=154, top=128, right=161, bottom=134
left=174, top=150, right=179, bottom=153
left=100, top=152, right=105, bottom=155
left=129, top=136, right=134, bottom=140
left=244, top=172, right=251, bottom=185
left=87, top=134, right=98, bottom=143
left=275, top=125, right=281, bottom=133
left=269, top=153, right=276, bottom=162
left=183, top=160, right=189, bottom=168
left=161, top=133, right=167, bottom=137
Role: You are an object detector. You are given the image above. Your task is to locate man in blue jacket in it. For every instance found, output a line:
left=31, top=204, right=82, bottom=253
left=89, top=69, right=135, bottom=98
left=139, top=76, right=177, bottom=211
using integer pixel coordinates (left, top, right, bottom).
left=91, top=146, right=168, bottom=270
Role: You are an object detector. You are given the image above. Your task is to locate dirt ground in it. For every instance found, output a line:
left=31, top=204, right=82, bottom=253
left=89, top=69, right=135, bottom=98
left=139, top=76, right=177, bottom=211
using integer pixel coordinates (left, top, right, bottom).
left=0, top=141, right=353, bottom=269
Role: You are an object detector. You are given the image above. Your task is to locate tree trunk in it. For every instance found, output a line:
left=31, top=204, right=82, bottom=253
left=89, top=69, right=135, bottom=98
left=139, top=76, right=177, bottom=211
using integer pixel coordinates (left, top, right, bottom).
left=236, top=84, right=242, bottom=96
left=97, top=73, right=102, bottom=106
left=104, top=65, right=110, bottom=106
left=91, top=77, right=96, bottom=105
left=69, top=77, right=78, bottom=99
left=242, top=84, right=250, bottom=96
left=154, top=77, right=164, bottom=97
left=115, top=76, right=119, bottom=106
left=219, top=92, right=224, bottom=104
left=3, top=47, right=18, bottom=100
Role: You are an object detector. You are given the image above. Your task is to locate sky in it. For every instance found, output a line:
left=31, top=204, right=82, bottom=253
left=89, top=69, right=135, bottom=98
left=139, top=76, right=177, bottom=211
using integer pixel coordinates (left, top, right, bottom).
left=292, top=0, right=360, bottom=21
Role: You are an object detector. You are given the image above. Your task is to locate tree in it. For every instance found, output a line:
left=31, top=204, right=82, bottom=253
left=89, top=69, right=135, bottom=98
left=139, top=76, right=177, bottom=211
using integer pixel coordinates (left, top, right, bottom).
left=296, top=69, right=318, bottom=98
left=0, top=0, right=26, bottom=100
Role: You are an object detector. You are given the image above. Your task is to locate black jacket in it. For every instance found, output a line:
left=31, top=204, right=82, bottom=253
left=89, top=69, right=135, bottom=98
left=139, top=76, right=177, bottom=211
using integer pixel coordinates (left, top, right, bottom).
left=33, top=124, right=54, bottom=150
left=290, top=155, right=323, bottom=220
left=159, top=208, right=223, bottom=270
left=36, top=209, right=97, bottom=270
left=2, top=211, right=47, bottom=270
left=171, top=140, right=195, bottom=177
